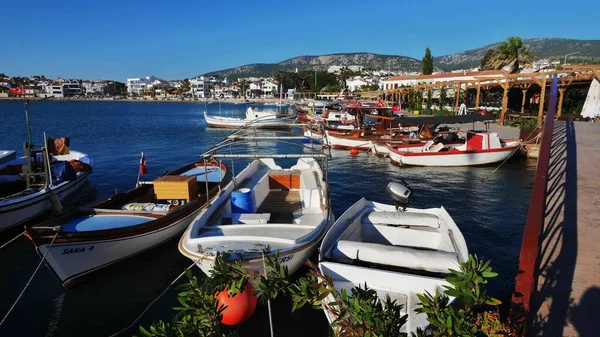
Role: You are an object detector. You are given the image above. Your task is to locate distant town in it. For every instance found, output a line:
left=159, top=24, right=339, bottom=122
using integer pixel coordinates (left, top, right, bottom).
left=0, top=58, right=565, bottom=102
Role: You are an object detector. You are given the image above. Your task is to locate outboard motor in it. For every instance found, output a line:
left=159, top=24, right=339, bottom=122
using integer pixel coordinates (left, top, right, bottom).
left=386, top=180, right=413, bottom=211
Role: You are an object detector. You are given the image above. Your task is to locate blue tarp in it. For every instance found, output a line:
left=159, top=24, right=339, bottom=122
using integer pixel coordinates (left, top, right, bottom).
left=50, top=161, right=76, bottom=184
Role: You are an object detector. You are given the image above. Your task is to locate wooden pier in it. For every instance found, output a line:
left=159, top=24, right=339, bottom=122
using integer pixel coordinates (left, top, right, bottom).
left=511, top=119, right=600, bottom=336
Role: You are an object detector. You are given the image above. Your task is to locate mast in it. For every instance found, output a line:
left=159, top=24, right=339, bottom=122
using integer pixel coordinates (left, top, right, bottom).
left=23, top=89, right=33, bottom=145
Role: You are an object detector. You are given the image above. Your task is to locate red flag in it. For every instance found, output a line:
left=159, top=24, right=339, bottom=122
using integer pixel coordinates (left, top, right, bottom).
left=139, top=153, right=147, bottom=174
left=10, top=86, right=24, bottom=95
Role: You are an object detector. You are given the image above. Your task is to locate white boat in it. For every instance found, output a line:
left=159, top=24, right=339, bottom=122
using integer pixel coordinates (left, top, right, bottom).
left=0, top=142, right=93, bottom=232
left=204, top=107, right=290, bottom=129
left=25, top=159, right=228, bottom=288
left=179, top=130, right=332, bottom=276
left=387, top=130, right=521, bottom=166
left=318, top=182, right=468, bottom=333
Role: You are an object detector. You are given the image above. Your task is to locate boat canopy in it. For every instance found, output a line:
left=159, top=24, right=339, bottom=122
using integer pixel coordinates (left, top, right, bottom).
left=396, top=114, right=495, bottom=125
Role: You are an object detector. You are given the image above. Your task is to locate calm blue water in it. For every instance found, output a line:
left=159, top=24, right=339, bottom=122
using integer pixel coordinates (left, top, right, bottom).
left=0, top=100, right=536, bottom=336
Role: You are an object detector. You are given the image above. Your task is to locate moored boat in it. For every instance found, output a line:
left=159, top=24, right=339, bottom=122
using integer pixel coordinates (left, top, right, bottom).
left=204, top=106, right=291, bottom=129
left=1, top=138, right=93, bottom=232
left=388, top=130, right=520, bottom=166
left=179, top=129, right=332, bottom=277
left=318, top=182, right=468, bottom=333
left=24, top=159, right=228, bottom=288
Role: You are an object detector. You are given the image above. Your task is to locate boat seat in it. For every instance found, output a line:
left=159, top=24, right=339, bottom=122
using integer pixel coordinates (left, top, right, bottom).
left=428, top=143, right=444, bottom=152
left=422, top=140, right=434, bottom=151
left=331, top=240, right=458, bottom=274
left=362, top=211, right=440, bottom=229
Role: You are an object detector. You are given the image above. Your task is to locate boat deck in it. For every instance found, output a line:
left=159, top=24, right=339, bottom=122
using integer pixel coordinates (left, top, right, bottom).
left=257, top=191, right=302, bottom=214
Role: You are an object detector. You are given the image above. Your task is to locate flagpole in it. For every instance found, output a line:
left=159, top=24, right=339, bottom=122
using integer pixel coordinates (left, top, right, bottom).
left=136, top=152, right=143, bottom=187
left=23, top=86, right=32, bottom=145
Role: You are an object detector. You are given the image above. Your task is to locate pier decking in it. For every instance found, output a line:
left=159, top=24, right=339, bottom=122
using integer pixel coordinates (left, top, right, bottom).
left=512, top=120, right=600, bottom=336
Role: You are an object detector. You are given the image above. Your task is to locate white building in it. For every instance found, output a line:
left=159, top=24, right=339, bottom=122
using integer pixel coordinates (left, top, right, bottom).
left=347, top=65, right=364, bottom=72
left=47, top=82, right=64, bottom=97
left=126, top=75, right=157, bottom=96
left=189, top=76, right=210, bottom=98
left=83, top=81, right=106, bottom=96
left=345, top=78, right=370, bottom=92
left=327, top=65, right=343, bottom=73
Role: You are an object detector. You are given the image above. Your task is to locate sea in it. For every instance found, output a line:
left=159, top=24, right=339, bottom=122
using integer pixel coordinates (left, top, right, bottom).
left=0, top=100, right=536, bottom=336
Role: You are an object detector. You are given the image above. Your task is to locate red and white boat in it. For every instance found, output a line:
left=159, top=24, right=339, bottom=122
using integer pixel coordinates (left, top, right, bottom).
left=387, top=131, right=520, bottom=166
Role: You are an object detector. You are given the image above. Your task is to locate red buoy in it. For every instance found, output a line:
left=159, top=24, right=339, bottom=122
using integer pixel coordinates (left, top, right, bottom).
left=350, top=148, right=359, bottom=156
left=243, top=283, right=258, bottom=321
left=216, top=288, right=249, bottom=325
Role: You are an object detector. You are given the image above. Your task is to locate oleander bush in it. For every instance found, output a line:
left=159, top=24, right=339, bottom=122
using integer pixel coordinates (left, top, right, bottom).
left=137, top=253, right=511, bottom=337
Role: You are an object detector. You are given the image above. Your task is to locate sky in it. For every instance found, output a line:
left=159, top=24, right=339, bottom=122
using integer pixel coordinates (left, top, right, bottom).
left=2, top=0, right=599, bottom=81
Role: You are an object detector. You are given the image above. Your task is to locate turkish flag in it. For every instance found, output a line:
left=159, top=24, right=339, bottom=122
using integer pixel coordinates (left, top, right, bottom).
left=10, top=86, right=24, bottom=95
left=139, top=153, right=147, bottom=175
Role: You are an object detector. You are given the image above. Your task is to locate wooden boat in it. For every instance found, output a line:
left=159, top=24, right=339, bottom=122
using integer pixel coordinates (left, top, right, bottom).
left=1, top=140, right=93, bottom=232
left=373, top=130, right=463, bottom=156
left=24, top=159, right=228, bottom=288
left=179, top=129, right=332, bottom=276
left=387, top=130, right=521, bottom=166
left=318, top=182, right=468, bottom=333
left=204, top=106, right=290, bottom=129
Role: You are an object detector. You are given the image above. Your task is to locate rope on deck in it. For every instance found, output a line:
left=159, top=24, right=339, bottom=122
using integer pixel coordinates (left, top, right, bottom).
left=0, top=231, right=24, bottom=250
left=262, top=252, right=275, bottom=337
left=107, top=260, right=197, bottom=337
left=0, top=231, right=59, bottom=327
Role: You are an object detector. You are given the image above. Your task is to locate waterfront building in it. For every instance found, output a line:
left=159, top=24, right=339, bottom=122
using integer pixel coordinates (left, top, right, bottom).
left=346, top=78, right=370, bottom=92
left=380, top=70, right=507, bottom=90
left=47, top=82, right=64, bottom=97
left=83, top=81, right=106, bottom=96
left=126, top=75, right=157, bottom=96
left=189, top=76, right=210, bottom=98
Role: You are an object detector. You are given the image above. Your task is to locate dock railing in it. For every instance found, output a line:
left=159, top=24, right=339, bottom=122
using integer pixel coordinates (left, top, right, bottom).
left=510, top=75, right=558, bottom=335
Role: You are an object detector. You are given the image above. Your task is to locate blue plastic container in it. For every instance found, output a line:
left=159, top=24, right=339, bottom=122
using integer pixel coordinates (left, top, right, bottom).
left=230, top=188, right=254, bottom=213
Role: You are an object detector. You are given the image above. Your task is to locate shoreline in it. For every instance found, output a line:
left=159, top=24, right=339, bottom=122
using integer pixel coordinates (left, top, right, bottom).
left=0, top=97, right=296, bottom=104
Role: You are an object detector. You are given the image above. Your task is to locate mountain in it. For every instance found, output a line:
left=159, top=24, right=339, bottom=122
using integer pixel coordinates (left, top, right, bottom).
left=202, top=38, right=600, bottom=78
left=202, top=53, right=438, bottom=78
left=434, top=38, right=600, bottom=71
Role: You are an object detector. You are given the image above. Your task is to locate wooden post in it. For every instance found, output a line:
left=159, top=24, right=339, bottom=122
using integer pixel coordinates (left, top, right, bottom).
left=537, top=77, right=547, bottom=126
left=520, top=85, right=531, bottom=114
left=454, top=84, right=461, bottom=114
left=499, top=82, right=510, bottom=123
left=557, top=88, right=566, bottom=118
left=475, top=82, right=481, bottom=109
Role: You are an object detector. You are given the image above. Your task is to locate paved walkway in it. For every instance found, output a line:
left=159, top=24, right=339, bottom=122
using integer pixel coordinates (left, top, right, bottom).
left=529, top=121, right=600, bottom=336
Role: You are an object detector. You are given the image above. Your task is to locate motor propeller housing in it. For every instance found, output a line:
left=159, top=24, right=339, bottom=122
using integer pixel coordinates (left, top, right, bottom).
left=386, top=180, right=413, bottom=211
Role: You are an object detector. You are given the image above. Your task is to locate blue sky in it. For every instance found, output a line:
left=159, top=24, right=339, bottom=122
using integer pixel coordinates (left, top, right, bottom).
left=2, top=0, right=599, bottom=80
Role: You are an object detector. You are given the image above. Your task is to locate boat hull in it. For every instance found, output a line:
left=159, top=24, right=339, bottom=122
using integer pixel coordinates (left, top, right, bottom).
left=204, top=112, right=290, bottom=129
left=388, top=145, right=520, bottom=166
left=36, top=208, right=201, bottom=287
left=326, top=133, right=373, bottom=151
left=0, top=172, right=90, bottom=232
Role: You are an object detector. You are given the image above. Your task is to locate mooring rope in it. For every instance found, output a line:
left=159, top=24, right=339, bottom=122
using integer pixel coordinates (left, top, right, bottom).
left=0, top=231, right=24, bottom=251
left=0, top=231, right=59, bottom=327
left=262, top=252, right=275, bottom=337
left=107, top=261, right=197, bottom=337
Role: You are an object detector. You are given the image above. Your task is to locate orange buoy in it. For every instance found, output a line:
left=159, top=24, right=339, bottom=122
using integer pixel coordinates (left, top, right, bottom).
left=349, top=148, right=359, bottom=156
left=242, top=283, right=258, bottom=321
left=216, top=288, right=249, bottom=325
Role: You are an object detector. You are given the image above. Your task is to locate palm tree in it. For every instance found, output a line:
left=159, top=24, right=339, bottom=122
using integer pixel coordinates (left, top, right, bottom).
left=490, top=37, right=534, bottom=73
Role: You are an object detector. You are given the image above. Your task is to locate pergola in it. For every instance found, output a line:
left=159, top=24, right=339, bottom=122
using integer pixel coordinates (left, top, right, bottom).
left=296, top=65, right=600, bottom=125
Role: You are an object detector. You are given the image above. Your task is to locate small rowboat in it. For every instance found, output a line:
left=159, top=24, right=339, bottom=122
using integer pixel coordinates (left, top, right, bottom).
left=1, top=140, right=93, bottom=232
left=24, top=160, right=228, bottom=288
left=318, top=182, right=469, bottom=333
left=204, top=107, right=290, bottom=129
left=388, top=130, right=521, bottom=166
left=179, top=129, right=332, bottom=277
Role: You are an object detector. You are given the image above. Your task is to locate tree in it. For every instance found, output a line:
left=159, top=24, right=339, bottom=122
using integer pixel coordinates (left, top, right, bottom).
left=480, top=48, right=496, bottom=70
left=421, top=47, right=434, bottom=75
left=489, top=36, right=534, bottom=73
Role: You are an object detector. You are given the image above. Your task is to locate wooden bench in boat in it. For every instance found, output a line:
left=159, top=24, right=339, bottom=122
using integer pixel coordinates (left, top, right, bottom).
left=331, top=240, right=459, bottom=274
